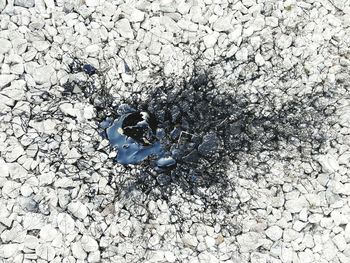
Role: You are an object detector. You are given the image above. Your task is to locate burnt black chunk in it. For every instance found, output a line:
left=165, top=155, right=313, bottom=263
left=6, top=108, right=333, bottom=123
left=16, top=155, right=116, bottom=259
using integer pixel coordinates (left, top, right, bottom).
left=121, top=111, right=158, bottom=146
left=83, top=64, right=97, bottom=75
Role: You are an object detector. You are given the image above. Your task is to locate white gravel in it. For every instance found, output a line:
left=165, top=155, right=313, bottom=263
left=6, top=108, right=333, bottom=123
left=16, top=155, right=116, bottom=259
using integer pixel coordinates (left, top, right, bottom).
left=1, top=0, right=350, bottom=262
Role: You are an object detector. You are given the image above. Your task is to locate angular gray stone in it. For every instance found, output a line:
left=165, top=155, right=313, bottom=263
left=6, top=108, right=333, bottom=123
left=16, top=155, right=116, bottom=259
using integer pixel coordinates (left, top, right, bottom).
left=0, top=39, right=12, bottom=54
left=0, top=75, right=17, bottom=88
left=12, top=38, right=28, bottom=55
left=265, top=225, right=283, bottom=241
left=213, top=17, right=232, bottom=32
left=8, top=163, right=27, bottom=179
left=81, top=235, right=99, bottom=252
left=4, top=137, right=24, bottom=162
left=36, top=243, right=55, bottom=261
left=285, top=196, right=308, bottom=213
left=0, top=243, right=19, bottom=258
left=1, top=80, right=26, bottom=100
left=2, top=180, right=21, bottom=198
left=32, top=65, right=56, bottom=85
left=333, top=234, right=347, bottom=251
left=32, top=41, right=50, bottom=52
left=237, top=232, right=262, bottom=253
left=68, top=201, right=88, bottom=219
left=14, top=0, right=35, bottom=7
left=40, top=225, right=58, bottom=242
left=115, top=18, right=134, bottom=39
left=182, top=233, right=198, bottom=247
left=0, top=0, right=6, bottom=12
left=71, top=242, right=87, bottom=260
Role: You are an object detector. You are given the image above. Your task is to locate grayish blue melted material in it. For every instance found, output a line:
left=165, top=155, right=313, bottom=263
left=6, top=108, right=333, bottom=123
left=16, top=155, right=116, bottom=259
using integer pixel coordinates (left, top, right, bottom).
left=106, top=106, right=176, bottom=168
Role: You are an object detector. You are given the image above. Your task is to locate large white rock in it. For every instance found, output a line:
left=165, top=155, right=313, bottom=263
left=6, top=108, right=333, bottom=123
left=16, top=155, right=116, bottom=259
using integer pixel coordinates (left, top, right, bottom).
left=57, top=213, right=75, bottom=234
left=0, top=39, right=12, bottom=54
left=204, top=236, right=216, bottom=248
left=213, top=16, right=232, bottom=32
left=12, top=38, right=28, bottom=55
left=276, top=34, right=293, bottom=49
left=68, top=201, right=88, bottom=219
left=40, top=225, right=58, bottom=242
left=182, top=233, right=198, bottom=247
left=59, top=103, right=76, bottom=117
left=88, top=251, right=101, bottom=263
left=283, top=229, right=301, bottom=242
left=115, top=19, right=134, bottom=39
left=285, top=196, right=308, bottom=213
left=71, top=241, right=87, bottom=260
left=10, top=63, right=24, bottom=75
left=66, top=148, right=82, bottom=163
left=81, top=235, right=99, bottom=252
left=0, top=0, right=5, bottom=11
left=24, top=235, right=39, bottom=249
left=32, top=65, right=56, bottom=85
left=161, top=16, right=181, bottom=33
left=237, top=232, right=262, bottom=253
left=29, top=119, right=58, bottom=135
left=14, top=0, right=35, bottom=7
left=124, top=6, right=145, bottom=23
left=36, top=243, right=56, bottom=261
left=1, top=80, right=26, bottom=100
left=0, top=243, right=19, bottom=258
left=164, top=251, right=176, bottom=262
left=4, top=137, right=24, bottom=162
left=322, top=240, right=338, bottom=261
left=317, top=154, right=340, bottom=173
left=235, top=47, right=248, bottom=61
left=250, top=252, right=269, bottom=263
left=44, top=0, right=55, bottom=9
left=203, top=32, right=220, bottom=49
left=8, top=163, right=27, bottom=179
left=32, top=41, right=50, bottom=51
left=333, top=234, right=347, bottom=251
left=0, top=75, right=17, bottom=88
left=198, top=251, right=219, bottom=263
left=177, top=19, right=198, bottom=31
left=255, top=53, right=265, bottom=66
left=86, top=44, right=100, bottom=54
left=265, top=226, right=283, bottom=241
left=345, top=224, right=350, bottom=242
left=0, top=158, right=9, bottom=178
left=85, top=0, right=99, bottom=7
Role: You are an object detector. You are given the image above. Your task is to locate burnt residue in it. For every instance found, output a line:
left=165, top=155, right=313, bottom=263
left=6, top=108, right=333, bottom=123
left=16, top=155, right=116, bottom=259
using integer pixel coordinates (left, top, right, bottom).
left=114, top=67, right=337, bottom=231
left=54, top=55, right=338, bottom=235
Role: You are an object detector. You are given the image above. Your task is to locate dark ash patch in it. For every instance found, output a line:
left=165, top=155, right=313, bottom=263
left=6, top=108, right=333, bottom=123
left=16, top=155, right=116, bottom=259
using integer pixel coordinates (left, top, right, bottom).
left=110, top=67, right=337, bottom=233
left=42, top=54, right=337, bottom=237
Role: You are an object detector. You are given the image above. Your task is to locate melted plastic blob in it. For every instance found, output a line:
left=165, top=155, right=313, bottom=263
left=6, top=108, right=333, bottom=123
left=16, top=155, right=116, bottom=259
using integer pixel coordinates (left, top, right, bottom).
left=106, top=105, right=177, bottom=167
left=107, top=114, right=163, bottom=165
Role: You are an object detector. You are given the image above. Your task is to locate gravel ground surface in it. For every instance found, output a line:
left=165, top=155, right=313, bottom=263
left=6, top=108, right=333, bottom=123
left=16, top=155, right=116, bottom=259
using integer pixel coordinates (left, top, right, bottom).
left=1, top=0, right=350, bottom=262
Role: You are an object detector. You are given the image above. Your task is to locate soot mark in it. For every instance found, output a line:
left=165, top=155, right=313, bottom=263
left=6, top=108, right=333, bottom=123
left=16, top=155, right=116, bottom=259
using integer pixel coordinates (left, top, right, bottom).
left=117, top=68, right=336, bottom=216
left=56, top=54, right=338, bottom=235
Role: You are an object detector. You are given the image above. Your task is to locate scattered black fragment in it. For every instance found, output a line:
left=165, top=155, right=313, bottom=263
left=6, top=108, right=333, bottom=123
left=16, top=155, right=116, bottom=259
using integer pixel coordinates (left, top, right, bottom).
left=83, top=64, right=97, bottom=75
left=123, top=60, right=131, bottom=73
left=121, top=111, right=158, bottom=146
